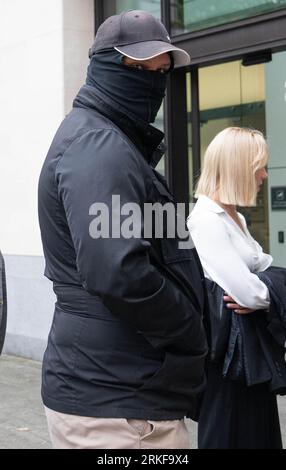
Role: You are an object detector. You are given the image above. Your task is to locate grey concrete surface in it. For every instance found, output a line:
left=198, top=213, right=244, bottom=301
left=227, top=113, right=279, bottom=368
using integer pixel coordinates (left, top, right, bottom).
left=0, top=355, right=51, bottom=449
left=2, top=255, right=55, bottom=361
left=0, top=354, right=285, bottom=449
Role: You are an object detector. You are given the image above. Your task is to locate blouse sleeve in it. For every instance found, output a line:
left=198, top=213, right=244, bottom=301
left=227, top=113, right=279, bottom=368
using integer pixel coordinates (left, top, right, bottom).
left=187, top=213, right=270, bottom=310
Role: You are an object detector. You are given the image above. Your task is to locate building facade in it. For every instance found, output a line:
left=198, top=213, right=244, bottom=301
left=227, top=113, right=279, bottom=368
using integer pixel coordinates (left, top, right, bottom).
left=0, top=0, right=95, bottom=359
left=1, top=0, right=286, bottom=359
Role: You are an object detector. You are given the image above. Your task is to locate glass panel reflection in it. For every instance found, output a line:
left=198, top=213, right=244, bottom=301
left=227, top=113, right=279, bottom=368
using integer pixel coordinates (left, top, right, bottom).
left=154, top=103, right=165, bottom=175
left=194, top=61, right=269, bottom=251
left=171, top=0, right=286, bottom=35
left=103, top=0, right=161, bottom=18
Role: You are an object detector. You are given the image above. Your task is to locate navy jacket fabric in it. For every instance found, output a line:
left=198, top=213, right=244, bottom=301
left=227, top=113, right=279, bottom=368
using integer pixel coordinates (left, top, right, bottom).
left=38, top=84, right=208, bottom=420
left=222, top=267, right=286, bottom=394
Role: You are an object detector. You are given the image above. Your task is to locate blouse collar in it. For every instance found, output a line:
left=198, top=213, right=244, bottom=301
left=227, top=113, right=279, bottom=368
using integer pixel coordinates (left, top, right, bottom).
left=195, top=195, right=225, bottom=214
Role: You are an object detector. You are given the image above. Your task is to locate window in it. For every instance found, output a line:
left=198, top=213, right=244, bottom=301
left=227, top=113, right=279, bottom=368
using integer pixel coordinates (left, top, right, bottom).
left=103, top=0, right=161, bottom=18
left=171, top=0, right=286, bottom=35
left=193, top=60, right=269, bottom=250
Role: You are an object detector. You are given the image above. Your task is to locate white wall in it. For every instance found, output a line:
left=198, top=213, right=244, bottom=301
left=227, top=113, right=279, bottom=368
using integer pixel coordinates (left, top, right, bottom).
left=0, top=0, right=94, bottom=257
left=0, top=0, right=94, bottom=360
left=63, top=0, right=94, bottom=114
left=3, top=255, right=56, bottom=360
left=0, top=0, right=65, bottom=256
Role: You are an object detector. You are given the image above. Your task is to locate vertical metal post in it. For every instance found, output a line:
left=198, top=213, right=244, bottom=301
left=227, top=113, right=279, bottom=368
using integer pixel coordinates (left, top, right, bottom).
left=165, top=70, right=189, bottom=205
left=190, top=67, right=201, bottom=198
left=94, top=0, right=104, bottom=32
left=161, top=1, right=189, bottom=204
left=161, top=0, right=171, bottom=27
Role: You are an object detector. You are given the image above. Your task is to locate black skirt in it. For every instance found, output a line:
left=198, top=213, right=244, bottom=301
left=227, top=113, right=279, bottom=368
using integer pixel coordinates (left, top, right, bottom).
left=198, top=362, right=283, bottom=449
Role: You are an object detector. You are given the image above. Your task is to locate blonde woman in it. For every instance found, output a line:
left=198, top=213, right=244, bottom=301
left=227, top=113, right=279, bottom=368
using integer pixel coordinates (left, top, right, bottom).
left=187, top=127, right=283, bottom=449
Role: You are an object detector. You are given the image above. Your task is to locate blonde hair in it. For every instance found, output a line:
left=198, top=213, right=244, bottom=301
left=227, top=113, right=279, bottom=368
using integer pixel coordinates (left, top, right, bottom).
left=195, top=127, right=268, bottom=206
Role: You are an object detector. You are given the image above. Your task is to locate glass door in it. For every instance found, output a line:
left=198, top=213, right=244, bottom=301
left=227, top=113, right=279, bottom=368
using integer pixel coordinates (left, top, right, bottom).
left=189, top=60, right=269, bottom=251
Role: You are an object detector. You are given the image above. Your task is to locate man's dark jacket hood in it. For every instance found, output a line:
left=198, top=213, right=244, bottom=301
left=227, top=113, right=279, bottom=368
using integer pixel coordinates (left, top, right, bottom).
left=74, top=84, right=165, bottom=168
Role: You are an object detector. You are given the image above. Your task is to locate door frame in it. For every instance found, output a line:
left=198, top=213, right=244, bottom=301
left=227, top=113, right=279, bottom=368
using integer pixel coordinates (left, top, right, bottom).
left=94, top=1, right=286, bottom=204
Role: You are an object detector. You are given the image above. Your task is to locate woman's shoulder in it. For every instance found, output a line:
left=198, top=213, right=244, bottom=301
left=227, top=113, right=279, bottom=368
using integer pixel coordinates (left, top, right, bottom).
left=188, top=195, right=225, bottom=226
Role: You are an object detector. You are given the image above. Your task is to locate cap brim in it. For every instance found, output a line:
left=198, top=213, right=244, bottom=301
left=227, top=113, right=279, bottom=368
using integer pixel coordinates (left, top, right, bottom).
left=115, top=41, right=190, bottom=68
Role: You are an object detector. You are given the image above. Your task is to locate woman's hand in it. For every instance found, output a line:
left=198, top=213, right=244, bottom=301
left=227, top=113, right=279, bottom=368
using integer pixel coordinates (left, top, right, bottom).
left=223, top=295, right=256, bottom=314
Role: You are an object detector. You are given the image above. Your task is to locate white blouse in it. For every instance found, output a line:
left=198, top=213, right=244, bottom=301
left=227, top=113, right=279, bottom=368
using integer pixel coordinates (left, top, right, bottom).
left=187, top=195, right=272, bottom=310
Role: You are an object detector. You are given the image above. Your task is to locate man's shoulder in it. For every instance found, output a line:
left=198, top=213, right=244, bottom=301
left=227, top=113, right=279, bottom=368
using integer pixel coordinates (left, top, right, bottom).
left=63, top=106, right=124, bottom=141
left=50, top=106, right=138, bottom=161
left=51, top=108, right=147, bottom=181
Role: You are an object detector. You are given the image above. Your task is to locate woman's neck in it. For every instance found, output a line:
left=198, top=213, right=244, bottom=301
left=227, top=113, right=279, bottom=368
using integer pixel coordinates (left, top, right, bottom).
left=216, top=200, right=237, bottom=216
left=211, top=194, right=237, bottom=215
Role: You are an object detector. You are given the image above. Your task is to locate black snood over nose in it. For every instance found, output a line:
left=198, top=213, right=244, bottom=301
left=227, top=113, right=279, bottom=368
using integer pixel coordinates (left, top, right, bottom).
left=86, top=50, right=167, bottom=123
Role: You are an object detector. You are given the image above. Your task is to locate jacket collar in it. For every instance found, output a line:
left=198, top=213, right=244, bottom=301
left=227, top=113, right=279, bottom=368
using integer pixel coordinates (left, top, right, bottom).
left=73, top=85, right=165, bottom=167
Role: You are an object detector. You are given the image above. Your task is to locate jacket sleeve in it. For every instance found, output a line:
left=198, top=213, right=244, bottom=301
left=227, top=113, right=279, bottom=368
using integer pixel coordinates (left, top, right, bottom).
left=55, top=128, right=207, bottom=355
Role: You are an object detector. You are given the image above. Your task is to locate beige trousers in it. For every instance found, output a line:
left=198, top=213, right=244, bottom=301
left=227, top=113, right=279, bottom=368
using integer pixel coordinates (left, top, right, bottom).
left=45, top=407, right=190, bottom=449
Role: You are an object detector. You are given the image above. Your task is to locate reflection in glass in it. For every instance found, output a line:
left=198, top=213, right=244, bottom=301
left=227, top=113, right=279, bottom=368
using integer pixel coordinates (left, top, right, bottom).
left=103, top=0, right=161, bottom=18
left=171, top=0, right=286, bottom=35
left=154, top=103, right=165, bottom=175
left=196, top=61, right=269, bottom=251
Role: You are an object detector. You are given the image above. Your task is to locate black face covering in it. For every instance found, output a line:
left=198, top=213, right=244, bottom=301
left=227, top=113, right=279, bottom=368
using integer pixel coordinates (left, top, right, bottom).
left=86, top=50, right=167, bottom=123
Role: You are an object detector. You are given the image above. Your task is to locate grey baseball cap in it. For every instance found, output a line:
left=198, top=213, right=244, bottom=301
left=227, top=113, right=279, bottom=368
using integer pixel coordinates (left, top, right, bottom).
left=89, top=10, right=191, bottom=68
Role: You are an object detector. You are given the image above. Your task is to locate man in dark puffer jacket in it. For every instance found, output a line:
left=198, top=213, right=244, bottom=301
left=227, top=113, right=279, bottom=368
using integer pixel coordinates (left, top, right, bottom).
left=38, top=10, right=208, bottom=449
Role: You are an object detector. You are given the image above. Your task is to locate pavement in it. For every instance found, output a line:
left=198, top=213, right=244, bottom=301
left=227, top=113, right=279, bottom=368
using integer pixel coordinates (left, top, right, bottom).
left=0, top=354, right=285, bottom=449
left=0, top=355, right=51, bottom=449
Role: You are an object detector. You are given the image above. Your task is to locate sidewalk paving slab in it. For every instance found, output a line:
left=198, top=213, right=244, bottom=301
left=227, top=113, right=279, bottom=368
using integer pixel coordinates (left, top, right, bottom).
left=0, top=354, right=285, bottom=449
